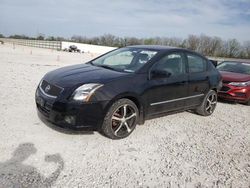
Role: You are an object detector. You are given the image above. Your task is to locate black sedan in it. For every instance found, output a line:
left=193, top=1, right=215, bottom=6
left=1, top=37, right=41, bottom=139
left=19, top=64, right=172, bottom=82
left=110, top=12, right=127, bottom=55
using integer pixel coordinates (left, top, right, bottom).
left=36, top=45, right=221, bottom=139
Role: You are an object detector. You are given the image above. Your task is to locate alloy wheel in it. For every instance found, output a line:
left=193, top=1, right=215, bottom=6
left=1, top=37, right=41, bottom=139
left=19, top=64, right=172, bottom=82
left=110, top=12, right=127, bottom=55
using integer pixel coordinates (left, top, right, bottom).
left=111, top=104, right=137, bottom=137
left=205, top=93, right=217, bottom=114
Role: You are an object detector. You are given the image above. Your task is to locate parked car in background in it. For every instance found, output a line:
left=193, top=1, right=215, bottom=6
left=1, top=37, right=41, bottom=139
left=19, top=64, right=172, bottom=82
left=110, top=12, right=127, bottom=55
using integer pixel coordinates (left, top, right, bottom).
left=63, top=45, right=81, bottom=53
left=69, top=45, right=81, bottom=53
left=36, top=45, right=221, bottom=139
left=217, top=61, right=250, bottom=105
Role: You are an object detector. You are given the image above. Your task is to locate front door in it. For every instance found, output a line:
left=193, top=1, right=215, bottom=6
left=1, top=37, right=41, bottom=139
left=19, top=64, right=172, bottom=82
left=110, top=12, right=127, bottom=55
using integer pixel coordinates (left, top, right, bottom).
left=145, top=52, right=188, bottom=116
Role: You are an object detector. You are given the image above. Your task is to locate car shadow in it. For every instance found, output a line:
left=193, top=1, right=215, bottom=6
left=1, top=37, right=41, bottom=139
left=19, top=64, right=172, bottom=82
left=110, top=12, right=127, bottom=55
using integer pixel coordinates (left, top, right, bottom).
left=217, top=98, right=239, bottom=105
left=0, top=143, right=64, bottom=187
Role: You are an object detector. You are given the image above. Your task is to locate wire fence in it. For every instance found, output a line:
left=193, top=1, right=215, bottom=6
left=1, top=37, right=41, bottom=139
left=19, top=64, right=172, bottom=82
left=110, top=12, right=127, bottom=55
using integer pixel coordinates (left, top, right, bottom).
left=1, top=38, right=249, bottom=63
left=0, top=38, right=62, bottom=50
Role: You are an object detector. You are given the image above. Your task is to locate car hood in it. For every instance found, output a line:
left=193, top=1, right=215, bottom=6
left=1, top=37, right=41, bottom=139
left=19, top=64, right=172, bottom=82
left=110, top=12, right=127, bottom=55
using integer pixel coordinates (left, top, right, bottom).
left=219, top=71, right=250, bottom=82
left=43, top=64, right=129, bottom=88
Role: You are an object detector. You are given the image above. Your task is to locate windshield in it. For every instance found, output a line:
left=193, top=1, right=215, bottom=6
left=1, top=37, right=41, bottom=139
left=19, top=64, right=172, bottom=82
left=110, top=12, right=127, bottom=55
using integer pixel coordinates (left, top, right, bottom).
left=91, top=48, right=158, bottom=72
left=217, top=61, right=250, bottom=75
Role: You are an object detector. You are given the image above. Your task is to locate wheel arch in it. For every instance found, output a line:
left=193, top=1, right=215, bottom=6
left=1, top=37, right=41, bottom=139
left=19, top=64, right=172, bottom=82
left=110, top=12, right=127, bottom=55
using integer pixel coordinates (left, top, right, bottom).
left=104, top=92, right=145, bottom=125
left=212, top=88, right=217, bottom=92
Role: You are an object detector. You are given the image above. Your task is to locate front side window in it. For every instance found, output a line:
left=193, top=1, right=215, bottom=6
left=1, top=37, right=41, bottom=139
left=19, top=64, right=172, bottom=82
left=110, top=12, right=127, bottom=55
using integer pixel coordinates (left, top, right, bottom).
left=91, top=48, right=158, bottom=72
left=152, top=53, right=186, bottom=76
left=187, top=54, right=206, bottom=73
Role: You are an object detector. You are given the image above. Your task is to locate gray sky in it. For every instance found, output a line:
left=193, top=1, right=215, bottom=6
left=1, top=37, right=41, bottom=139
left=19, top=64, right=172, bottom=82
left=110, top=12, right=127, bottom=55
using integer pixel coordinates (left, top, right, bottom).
left=0, top=0, right=250, bottom=42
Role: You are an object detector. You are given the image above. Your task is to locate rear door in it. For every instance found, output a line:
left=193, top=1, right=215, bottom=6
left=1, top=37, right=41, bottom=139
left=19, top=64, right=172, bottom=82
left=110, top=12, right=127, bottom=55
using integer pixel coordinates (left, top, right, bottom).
left=185, top=53, right=209, bottom=107
left=145, top=52, right=189, bottom=116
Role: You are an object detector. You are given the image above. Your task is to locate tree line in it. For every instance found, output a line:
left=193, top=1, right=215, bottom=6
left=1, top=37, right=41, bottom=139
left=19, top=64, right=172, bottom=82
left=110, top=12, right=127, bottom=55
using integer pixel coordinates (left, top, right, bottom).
left=1, top=33, right=250, bottom=59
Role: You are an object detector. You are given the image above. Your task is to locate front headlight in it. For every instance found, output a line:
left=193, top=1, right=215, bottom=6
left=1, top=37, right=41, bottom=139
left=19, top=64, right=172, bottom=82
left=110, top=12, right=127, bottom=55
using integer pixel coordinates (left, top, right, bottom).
left=71, top=83, right=103, bottom=102
left=229, top=81, right=250, bottom=87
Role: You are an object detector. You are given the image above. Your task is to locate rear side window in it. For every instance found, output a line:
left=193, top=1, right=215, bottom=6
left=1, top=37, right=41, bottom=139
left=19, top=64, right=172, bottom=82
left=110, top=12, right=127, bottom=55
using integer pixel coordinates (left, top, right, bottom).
left=187, top=54, right=206, bottom=73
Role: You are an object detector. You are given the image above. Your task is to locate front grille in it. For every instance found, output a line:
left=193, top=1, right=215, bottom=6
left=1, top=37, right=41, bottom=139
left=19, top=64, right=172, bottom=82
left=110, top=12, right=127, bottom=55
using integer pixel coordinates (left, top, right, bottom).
left=235, top=92, right=246, bottom=97
left=218, top=93, right=232, bottom=97
left=220, top=86, right=231, bottom=92
left=36, top=95, right=53, bottom=117
left=40, top=80, right=63, bottom=97
left=38, top=105, right=50, bottom=117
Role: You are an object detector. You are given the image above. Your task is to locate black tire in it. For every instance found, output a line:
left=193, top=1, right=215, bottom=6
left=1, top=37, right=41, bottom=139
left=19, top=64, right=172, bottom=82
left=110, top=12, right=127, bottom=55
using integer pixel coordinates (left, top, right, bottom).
left=102, top=99, right=139, bottom=139
left=196, top=90, right=217, bottom=116
left=245, top=99, right=250, bottom=106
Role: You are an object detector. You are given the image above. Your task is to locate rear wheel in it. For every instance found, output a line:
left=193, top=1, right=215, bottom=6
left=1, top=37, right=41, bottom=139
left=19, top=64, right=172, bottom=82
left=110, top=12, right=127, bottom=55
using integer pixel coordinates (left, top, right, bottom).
left=196, top=90, right=217, bottom=116
left=102, top=99, right=139, bottom=139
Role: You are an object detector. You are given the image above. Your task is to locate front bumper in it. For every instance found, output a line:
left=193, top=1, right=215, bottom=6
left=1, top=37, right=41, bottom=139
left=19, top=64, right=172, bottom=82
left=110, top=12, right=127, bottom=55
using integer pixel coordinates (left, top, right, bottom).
left=35, top=87, right=108, bottom=130
left=218, top=84, right=250, bottom=103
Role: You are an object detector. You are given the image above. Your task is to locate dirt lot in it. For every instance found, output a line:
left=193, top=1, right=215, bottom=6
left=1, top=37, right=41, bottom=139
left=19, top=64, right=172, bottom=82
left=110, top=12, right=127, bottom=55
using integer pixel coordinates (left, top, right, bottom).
left=0, top=44, right=249, bottom=187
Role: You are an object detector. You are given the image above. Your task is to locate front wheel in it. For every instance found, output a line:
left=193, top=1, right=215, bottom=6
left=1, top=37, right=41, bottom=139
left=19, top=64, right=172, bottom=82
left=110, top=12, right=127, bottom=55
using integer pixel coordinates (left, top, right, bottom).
left=102, top=99, right=139, bottom=139
left=196, top=90, right=218, bottom=116
left=245, top=99, right=250, bottom=106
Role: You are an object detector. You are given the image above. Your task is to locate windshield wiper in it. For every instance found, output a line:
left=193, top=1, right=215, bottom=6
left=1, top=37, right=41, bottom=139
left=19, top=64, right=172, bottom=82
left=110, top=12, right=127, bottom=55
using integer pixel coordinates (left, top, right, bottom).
left=96, top=64, right=117, bottom=71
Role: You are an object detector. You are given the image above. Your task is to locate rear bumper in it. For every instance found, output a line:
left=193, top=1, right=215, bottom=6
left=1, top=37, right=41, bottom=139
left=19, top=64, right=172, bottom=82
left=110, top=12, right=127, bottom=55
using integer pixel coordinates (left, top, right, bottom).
left=218, top=84, right=250, bottom=103
left=35, top=87, right=108, bottom=130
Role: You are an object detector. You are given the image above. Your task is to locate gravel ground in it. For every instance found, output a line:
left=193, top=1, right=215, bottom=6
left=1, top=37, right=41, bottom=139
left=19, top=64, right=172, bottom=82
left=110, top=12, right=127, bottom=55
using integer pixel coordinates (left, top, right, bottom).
left=0, top=44, right=249, bottom=188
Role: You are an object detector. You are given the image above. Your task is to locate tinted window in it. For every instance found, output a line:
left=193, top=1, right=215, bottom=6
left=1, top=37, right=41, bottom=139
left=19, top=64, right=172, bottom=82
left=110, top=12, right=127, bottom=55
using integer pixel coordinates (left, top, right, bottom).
left=187, top=54, right=206, bottom=73
left=152, top=53, right=186, bottom=76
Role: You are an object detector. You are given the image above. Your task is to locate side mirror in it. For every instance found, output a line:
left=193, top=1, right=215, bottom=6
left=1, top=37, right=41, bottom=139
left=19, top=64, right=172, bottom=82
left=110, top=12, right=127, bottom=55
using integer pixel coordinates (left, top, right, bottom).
left=150, top=69, right=171, bottom=79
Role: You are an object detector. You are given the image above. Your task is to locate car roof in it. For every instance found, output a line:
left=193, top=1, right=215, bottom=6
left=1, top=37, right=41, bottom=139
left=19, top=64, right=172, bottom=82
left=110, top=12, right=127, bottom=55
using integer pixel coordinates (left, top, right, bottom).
left=128, top=45, right=179, bottom=51
left=127, top=45, right=200, bottom=54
